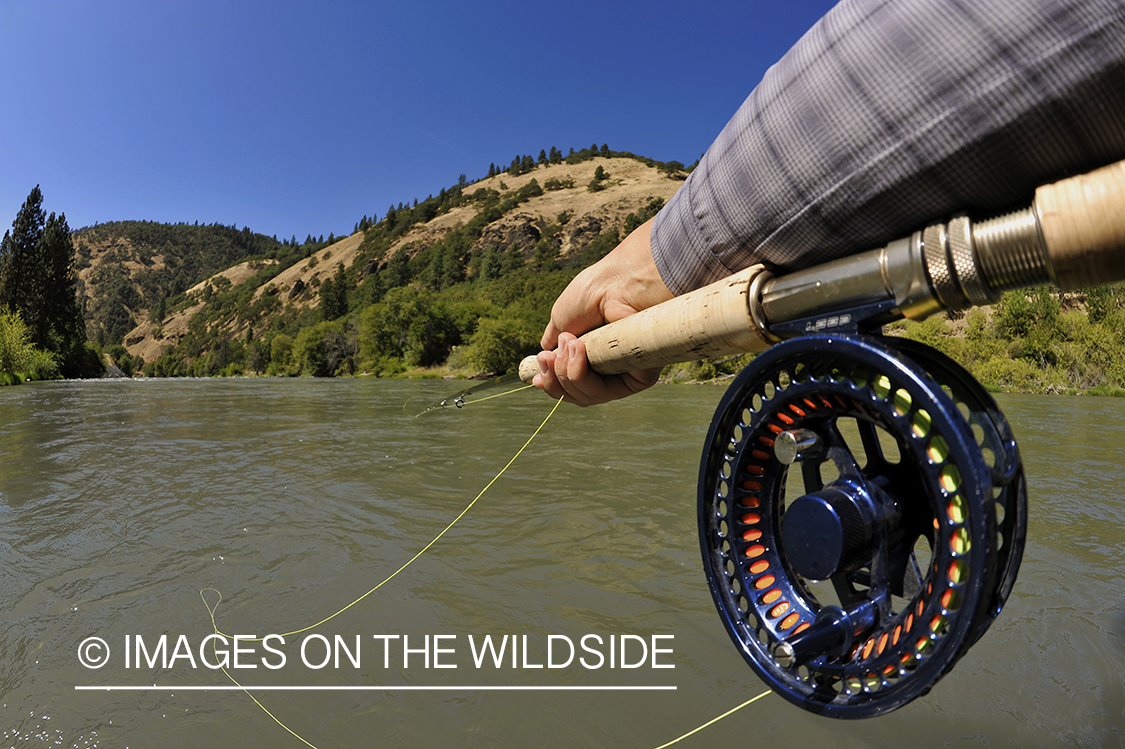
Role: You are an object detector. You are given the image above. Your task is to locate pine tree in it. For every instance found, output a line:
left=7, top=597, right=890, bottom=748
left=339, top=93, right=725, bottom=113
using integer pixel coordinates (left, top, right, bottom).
left=319, top=262, right=348, bottom=321
left=588, top=165, right=609, bottom=192
left=479, top=245, right=502, bottom=281
left=501, top=244, right=524, bottom=274
left=385, top=249, right=410, bottom=288
left=0, top=186, right=90, bottom=375
left=0, top=187, right=46, bottom=321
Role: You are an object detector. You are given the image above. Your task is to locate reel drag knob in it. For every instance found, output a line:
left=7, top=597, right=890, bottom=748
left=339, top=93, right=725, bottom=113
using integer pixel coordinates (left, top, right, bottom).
left=782, top=484, right=873, bottom=582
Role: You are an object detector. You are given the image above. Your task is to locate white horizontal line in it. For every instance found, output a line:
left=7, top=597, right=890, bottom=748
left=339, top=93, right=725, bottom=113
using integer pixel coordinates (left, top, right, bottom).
left=75, top=685, right=677, bottom=692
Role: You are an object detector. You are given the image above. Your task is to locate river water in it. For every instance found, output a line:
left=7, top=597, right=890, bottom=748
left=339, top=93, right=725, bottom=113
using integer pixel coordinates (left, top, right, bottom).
left=0, top=377, right=1122, bottom=748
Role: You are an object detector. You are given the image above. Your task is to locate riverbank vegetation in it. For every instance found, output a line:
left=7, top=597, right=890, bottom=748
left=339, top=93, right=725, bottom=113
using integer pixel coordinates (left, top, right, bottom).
left=0, top=308, right=59, bottom=385
left=888, top=284, right=1125, bottom=396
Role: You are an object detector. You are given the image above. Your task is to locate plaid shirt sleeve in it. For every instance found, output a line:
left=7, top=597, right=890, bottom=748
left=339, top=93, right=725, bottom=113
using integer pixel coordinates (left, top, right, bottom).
left=651, top=0, right=1125, bottom=295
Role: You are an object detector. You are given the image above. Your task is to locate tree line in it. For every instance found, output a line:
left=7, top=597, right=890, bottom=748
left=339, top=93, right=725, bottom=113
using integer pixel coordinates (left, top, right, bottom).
left=354, top=143, right=688, bottom=232
left=888, top=285, right=1125, bottom=395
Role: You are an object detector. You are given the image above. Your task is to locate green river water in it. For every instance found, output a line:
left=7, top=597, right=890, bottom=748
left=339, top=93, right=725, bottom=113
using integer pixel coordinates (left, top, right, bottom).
left=1, top=378, right=1123, bottom=747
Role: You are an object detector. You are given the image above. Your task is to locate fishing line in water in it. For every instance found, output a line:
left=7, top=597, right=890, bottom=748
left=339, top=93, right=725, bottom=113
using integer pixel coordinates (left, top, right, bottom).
left=200, top=590, right=319, bottom=748
left=203, top=388, right=562, bottom=643
left=652, top=690, right=772, bottom=748
left=198, top=387, right=561, bottom=747
left=200, top=384, right=771, bottom=748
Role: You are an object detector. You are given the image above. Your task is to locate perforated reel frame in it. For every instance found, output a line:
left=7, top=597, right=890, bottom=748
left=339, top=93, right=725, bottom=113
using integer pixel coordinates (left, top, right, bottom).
left=698, top=334, right=1026, bottom=718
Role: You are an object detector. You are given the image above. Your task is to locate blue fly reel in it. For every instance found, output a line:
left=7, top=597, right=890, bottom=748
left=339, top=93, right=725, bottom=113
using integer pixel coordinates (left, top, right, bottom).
left=698, top=334, right=1026, bottom=718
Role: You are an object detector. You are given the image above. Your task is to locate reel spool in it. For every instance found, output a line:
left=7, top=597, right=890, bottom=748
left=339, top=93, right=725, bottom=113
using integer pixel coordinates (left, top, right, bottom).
left=698, top=334, right=1026, bottom=718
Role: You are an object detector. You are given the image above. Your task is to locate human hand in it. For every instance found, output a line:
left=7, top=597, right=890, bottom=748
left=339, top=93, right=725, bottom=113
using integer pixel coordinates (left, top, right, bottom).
left=533, top=218, right=674, bottom=406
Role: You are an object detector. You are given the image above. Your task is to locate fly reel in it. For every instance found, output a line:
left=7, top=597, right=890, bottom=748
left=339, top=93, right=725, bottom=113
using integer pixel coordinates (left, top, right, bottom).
left=698, top=333, right=1026, bottom=718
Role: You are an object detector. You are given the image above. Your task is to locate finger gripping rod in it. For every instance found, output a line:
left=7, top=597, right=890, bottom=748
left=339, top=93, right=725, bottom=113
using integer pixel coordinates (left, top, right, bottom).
left=520, top=159, right=1125, bottom=384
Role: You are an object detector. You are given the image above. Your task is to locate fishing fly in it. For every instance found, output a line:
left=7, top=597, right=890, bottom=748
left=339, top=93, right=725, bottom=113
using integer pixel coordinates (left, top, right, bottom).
left=406, top=373, right=533, bottom=417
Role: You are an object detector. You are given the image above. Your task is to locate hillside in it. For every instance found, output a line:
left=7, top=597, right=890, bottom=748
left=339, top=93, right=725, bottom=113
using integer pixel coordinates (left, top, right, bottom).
left=382, top=156, right=680, bottom=260
left=64, top=145, right=1125, bottom=395
left=72, top=220, right=302, bottom=348
left=87, top=149, right=684, bottom=375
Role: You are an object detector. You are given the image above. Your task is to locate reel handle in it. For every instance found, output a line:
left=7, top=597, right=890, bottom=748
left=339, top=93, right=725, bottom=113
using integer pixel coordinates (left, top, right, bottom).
left=518, top=264, right=775, bottom=383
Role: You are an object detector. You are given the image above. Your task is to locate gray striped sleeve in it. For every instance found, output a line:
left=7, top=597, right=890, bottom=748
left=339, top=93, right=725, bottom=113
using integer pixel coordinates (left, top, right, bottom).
left=652, top=0, right=1125, bottom=295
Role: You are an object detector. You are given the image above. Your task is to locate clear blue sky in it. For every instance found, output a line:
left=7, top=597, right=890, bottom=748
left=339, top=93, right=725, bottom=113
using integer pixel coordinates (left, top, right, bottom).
left=1, top=0, right=837, bottom=243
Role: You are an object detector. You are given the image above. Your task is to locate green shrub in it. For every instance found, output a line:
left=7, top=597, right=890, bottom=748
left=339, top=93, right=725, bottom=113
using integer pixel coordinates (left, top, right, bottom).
left=292, top=320, right=355, bottom=376
left=269, top=334, right=294, bottom=375
left=143, top=348, right=182, bottom=377
left=461, top=317, right=540, bottom=375
left=357, top=286, right=458, bottom=367
left=0, top=308, right=36, bottom=374
left=577, top=229, right=620, bottom=266
left=964, top=308, right=987, bottom=341
left=0, top=308, right=58, bottom=379
left=897, top=315, right=968, bottom=363
left=662, top=354, right=756, bottom=383
left=363, top=355, right=406, bottom=377
left=970, top=356, right=1045, bottom=392
left=543, top=177, right=574, bottom=191
left=995, top=290, right=1035, bottom=339
left=1085, top=385, right=1125, bottom=397
left=1085, top=285, right=1115, bottom=323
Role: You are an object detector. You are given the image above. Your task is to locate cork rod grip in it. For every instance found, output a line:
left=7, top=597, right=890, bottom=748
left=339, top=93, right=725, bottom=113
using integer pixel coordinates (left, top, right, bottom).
left=1036, top=159, right=1125, bottom=291
left=518, top=264, right=773, bottom=384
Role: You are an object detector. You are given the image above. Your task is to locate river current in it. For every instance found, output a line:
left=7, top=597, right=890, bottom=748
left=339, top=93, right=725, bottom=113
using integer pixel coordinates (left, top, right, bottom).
left=1, top=378, right=1123, bottom=747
